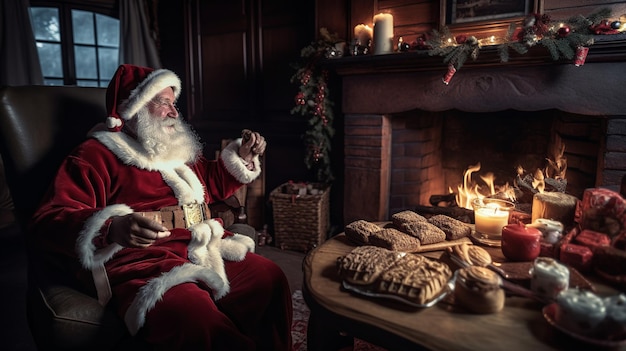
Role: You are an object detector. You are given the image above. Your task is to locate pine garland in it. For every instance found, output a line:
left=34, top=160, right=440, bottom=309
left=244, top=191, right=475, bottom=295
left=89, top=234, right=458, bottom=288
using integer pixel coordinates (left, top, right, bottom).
left=290, top=28, right=338, bottom=183
left=428, top=8, right=616, bottom=70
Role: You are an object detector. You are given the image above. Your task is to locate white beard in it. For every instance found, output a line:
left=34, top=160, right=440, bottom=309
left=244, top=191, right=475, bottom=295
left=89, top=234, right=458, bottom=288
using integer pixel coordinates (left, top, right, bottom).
left=131, top=107, right=203, bottom=163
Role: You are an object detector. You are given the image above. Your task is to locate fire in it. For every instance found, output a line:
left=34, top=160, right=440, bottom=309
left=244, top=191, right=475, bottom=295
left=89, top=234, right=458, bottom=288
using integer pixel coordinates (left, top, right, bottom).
left=451, top=163, right=516, bottom=210
left=544, top=134, right=567, bottom=180
left=450, top=137, right=567, bottom=208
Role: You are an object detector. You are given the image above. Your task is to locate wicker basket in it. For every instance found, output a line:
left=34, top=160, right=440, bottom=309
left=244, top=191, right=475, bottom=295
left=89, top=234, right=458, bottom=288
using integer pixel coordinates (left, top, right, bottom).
left=270, top=182, right=330, bottom=252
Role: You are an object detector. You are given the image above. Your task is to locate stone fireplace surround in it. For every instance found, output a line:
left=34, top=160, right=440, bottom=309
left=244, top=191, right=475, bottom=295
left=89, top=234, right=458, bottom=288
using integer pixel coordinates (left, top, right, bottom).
left=331, top=35, right=626, bottom=224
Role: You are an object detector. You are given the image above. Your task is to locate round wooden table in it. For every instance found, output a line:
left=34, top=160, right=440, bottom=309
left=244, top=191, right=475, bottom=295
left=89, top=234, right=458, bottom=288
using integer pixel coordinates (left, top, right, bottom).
left=302, top=234, right=624, bottom=351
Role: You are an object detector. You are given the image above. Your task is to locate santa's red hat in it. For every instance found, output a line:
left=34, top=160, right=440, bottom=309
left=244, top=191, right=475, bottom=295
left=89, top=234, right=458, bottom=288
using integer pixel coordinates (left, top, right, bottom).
left=105, top=64, right=181, bottom=132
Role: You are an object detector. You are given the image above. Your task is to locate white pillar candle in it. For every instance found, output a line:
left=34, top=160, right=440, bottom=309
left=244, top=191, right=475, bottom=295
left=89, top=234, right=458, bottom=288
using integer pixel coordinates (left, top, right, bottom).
left=373, top=13, right=394, bottom=55
left=353, top=24, right=373, bottom=45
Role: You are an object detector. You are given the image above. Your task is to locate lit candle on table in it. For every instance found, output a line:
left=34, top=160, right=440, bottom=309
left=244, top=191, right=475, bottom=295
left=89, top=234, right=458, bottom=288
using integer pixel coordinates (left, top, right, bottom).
left=471, top=198, right=514, bottom=244
left=474, top=203, right=509, bottom=237
left=373, top=13, right=394, bottom=54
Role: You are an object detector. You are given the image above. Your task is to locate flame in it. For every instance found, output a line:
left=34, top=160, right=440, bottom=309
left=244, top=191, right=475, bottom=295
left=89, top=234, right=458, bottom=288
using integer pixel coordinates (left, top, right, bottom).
left=451, top=163, right=516, bottom=210
left=532, top=168, right=545, bottom=193
left=545, top=134, right=567, bottom=180
left=517, top=136, right=567, bottom=194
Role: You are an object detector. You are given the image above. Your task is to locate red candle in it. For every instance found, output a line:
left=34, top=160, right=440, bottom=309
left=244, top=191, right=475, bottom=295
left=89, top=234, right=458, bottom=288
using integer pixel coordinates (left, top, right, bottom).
left=501, top=223, right=542, bottom=261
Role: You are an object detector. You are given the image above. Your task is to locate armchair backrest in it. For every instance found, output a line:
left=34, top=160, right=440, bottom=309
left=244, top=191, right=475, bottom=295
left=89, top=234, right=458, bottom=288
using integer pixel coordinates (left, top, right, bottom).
left=0, top=85, right=106, bottom=226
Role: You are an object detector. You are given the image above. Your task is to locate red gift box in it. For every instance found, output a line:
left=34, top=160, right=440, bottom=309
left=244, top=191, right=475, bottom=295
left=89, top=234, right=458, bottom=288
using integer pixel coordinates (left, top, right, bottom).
left=574, top=229, right=611, bottom=250
left=560, top=243, right=593, bottom=273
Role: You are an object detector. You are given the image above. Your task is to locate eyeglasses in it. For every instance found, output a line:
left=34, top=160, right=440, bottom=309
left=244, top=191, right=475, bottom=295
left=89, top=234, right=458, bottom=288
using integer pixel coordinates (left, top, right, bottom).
left=150, top=98, right=179, bottom=112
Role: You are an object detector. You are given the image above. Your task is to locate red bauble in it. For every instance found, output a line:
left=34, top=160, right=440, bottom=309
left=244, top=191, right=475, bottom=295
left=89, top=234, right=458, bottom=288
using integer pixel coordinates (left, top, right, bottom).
left=557, top=26, right=570, bottom=37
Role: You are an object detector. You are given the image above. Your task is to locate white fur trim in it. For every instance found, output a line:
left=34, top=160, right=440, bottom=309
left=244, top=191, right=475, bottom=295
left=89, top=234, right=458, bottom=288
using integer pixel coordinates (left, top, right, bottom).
left=91, top=131, right=195, bottom=169
left=124, top=263, right=228, bottom=335
left=220, top=138, right=261, bottom=184
left=187, top=219, right=228, bottom=290
left=76, top=204, right=130, bottom=269
left=106, top=116, right=122, bottom=129
left=91, top=132, right=206, bottom=204
left=119, top=69, right=181, bottom=120
left=161, top=167, right=205, bottom=206
left=219, top=234, right=255, bottom=261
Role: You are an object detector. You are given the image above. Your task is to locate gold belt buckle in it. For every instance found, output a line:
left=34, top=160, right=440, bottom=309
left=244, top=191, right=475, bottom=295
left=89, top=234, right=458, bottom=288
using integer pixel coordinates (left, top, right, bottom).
left=182, top=203, right=206, bottom=228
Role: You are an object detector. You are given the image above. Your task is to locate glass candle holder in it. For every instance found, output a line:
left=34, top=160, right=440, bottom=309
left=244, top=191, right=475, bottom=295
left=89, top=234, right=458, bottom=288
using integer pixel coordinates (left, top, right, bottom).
left=471, top=198, right=515, bottom=247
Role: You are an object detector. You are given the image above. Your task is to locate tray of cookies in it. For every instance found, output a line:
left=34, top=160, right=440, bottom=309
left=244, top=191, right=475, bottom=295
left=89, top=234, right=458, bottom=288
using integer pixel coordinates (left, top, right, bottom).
left=337, top=246, right=455, bottom=307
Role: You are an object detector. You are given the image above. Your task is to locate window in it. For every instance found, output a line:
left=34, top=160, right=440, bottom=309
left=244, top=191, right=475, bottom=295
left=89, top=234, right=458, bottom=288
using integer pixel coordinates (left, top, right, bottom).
left=29, top=4, right=119, bottom=87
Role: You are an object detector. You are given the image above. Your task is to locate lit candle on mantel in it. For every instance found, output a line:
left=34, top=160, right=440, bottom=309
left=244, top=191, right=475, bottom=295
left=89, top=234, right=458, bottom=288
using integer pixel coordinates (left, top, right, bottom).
left=353, top=24, right=373, bottom=46
left=373, top=13, right=394, bottom=55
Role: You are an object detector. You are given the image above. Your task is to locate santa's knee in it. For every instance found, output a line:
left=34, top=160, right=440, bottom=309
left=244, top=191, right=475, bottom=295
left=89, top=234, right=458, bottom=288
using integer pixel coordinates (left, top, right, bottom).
left=141, top=283, right=253, bottom=350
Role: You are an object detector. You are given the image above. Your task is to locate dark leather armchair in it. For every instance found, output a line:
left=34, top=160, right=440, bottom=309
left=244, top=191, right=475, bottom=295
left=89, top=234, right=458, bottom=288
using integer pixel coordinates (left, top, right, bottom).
left=0, top=85, right=144, bottom=350
left=0, top=85, right=255, bottom=350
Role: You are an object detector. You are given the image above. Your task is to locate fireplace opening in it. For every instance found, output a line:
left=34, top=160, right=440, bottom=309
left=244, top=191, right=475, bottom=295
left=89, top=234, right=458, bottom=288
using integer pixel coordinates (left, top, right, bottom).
left=389, top=109, right=604, bottom=217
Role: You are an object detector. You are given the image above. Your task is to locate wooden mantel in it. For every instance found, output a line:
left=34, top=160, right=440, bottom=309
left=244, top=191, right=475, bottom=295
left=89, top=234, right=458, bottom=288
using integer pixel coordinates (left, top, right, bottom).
left=328, top=34, right=626, bottom=76
left=327, top=34, right=626, bottom=116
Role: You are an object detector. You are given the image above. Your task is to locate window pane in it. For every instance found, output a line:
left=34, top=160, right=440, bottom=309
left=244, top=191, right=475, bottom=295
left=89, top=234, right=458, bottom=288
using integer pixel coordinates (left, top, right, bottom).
left=74, top=46, right=97, bottom=79
left=29, top=7, right=60, bottom=41
left=72, top=10, right=95, bottom=45
left=44, top=79, right=65, bottom=86
left=77, top=80, right=99, bottom=87
left=36, top=43, right=63, bottom=77
left=100, top=80, right=110, bottom=87
left=96, top=14, right=119, bottom=46
left=99, top=48, right=119, bottom=79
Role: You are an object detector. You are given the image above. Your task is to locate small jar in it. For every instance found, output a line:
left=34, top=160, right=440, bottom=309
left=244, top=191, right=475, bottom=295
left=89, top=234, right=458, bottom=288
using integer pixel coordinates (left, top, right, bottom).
left=556, top=289, right=605, bottom=335
left=454, top=266, right=505, bottom=314
left=529, top=257, right=569, bottom=300
left=501, top=223, right=542, bottom=261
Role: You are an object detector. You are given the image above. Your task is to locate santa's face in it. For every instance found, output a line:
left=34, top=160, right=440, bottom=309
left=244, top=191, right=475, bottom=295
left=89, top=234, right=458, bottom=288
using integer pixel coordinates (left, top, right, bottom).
left=147, top=87, right=179, bottom=134
left=129, top=87, right=202, bottom=162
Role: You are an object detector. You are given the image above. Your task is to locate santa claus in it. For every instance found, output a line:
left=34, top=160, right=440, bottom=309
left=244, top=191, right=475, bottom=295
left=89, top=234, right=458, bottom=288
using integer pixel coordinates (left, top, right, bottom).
left=28, top=64, right=293, bottom=350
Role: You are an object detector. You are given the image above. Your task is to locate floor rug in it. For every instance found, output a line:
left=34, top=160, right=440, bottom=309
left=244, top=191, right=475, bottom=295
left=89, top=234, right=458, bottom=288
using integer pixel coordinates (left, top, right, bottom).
left=291, top=290, right=388, bottom=351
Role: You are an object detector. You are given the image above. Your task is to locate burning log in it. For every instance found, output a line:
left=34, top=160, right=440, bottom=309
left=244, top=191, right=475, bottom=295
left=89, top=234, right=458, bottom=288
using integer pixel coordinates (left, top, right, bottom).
left=429, top=193, right=457, bottom=207
left=423, top=193, right=472, bottom=222
left=515, top=173, right=567, bottom=203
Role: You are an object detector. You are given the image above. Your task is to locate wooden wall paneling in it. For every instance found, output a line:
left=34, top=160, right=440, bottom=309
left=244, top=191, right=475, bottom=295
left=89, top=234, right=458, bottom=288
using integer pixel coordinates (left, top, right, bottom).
left=315, top=0, right=350, bottom=39
left=544, top=1, right=626, bottom=20
left=350, top=0, right=376, bottom=33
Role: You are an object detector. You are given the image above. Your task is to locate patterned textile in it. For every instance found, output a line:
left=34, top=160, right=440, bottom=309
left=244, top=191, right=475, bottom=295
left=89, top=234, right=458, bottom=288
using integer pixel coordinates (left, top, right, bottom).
left=290, top=290, right=387, bottom=351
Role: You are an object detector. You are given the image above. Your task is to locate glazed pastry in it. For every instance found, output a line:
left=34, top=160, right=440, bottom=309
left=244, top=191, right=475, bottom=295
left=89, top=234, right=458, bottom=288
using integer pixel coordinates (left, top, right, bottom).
left=454, top=266, right=505, bottom=314
left=602, top=294, right=626, bottom=339
left=450, top=243, right=491, bottom=267
left=555, top=289, right=606, bottom=336
left=529, top=257, right=569, bottom=300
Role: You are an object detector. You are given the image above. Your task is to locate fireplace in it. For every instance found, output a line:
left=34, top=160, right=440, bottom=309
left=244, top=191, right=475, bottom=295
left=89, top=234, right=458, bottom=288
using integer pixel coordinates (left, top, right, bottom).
left=333, top=38, right=626, bottom=224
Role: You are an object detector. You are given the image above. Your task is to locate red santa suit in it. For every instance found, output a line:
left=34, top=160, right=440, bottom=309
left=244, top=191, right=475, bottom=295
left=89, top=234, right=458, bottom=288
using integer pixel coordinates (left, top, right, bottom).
left=28, top=64, right=293, bottom=350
